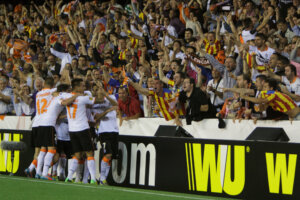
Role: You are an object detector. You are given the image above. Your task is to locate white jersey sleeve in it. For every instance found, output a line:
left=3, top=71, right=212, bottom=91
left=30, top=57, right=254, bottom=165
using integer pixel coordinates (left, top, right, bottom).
left=84, top=90, right=93, bottom=97
left=81, top=96, right=95, bottom=105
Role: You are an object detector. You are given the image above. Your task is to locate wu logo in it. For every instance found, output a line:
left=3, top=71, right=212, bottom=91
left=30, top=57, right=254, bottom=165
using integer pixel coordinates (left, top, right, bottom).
left=185, top=143, right=245, bottom=196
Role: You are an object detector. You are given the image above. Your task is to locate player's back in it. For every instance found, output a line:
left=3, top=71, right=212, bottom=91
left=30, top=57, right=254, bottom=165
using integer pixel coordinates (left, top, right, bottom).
left=39, top=94, right=65, bottom=127
left=32, top=88, right=56, bottom=127
left=61, top=93, right=95, bottom=132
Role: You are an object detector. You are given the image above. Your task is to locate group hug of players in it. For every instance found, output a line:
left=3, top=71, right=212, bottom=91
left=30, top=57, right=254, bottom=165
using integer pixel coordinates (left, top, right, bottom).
left=24, top=77, right=119, bottom=185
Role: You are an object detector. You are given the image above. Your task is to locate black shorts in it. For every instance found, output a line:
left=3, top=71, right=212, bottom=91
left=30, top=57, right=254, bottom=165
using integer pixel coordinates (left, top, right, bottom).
left=36, top=126, right=56, bottom=148
left=98, top=132, right=119, bottom=159
left=57, top=140, right=73, bottom=159
left=31, top=127, right=39, bottom=148
left=69, top=129, right=95, bottom=153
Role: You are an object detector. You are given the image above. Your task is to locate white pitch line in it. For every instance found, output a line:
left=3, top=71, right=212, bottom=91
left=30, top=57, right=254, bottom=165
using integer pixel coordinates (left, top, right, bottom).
left=0, top=175, right=209, bottom=200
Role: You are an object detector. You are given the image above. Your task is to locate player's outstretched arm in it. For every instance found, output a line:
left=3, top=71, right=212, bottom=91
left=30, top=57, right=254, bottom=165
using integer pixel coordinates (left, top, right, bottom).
left=240, top=95, right=268, bottom=104
left=61, top=94, right=81, bottom=106
left=94, top=106, right=118, bottom=121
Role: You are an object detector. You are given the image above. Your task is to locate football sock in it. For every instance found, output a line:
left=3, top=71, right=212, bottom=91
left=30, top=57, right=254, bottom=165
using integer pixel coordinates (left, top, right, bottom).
left=67, top=157, right=79, bottom=180
left=82, top=159, right=89, bottom=184
left=87, top=157, right=96, bottom=181
left=36, top=149, right=47, bottom=176
left=28, top=159, right=37, bottom=172
left=58, top=156, right=67, bottom=177
left=42, top=149, right=56, bottom=177
left=52, top=161, right=58, bottom=176
left=75, top=159, right=84, bottom=182
left=100, top=156, right=111, bottom=181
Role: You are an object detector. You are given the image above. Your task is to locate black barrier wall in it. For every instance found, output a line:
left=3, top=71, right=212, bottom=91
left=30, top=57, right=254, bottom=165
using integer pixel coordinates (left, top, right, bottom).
left=108, top=136, right=300, bottom=200
left=1, top=130, right=299, bottom=199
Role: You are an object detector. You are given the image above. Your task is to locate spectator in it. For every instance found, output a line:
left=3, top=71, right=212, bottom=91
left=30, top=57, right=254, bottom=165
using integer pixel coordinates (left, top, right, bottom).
left=246, top=33, right=276, bottom=81
left=50, top=43, right=78, bottom=74
left=0, top=76, right=13, bottom=115
left=46, top=55, right=61, bottom=77
left=206, top=67, right=224, bottom=112
left=290, top=37, right=300, bottom=63
left=179, top=77, right=216, bottom=125
left=0, top=0, right=299, bottom=123
left=4, top=61, right=13, bottom=77
left=129, top=78, right=182, bottom=125
left=217, top=92, right=244, bottom=121
left=118, top=86, right=142, bottom=126
left=13, top=84, right=34, bottom=116
left=267, top=64, right=300, bottom=104
left=274, top=20, right=295, bottom=44
left=223, top=74, right=256, bottom=121
left=202, top=50, right=243, bottom=99
left=163, top=16, right=178, bottom=47
left=158, top=61, right=184, bottom=94
left=241, top=78, right=300, bottom=121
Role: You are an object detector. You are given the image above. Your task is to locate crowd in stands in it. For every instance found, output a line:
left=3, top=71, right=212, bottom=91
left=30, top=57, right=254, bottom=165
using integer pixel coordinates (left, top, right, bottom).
left=1, top=0, right=300, bottom=126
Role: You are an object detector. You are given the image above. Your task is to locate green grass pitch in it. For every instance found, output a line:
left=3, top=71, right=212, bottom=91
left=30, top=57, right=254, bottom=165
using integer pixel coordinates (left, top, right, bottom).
left=0, top=175, right=239, bottom=200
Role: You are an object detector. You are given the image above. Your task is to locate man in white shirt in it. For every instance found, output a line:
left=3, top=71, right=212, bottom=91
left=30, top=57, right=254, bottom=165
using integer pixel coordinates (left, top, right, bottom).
left=168, top=40, right=186, bottom=62
left=60, top=78, right=97, bottom=184
left=163, top=17, right=178, bottom=47
left=24, top=78, right=44, bottom=178
left=207, top=68, right=224, bottom=112
left=50, top=43, right=78, bottom=74
left=93, top=87, right=118, bottom=185
left=274, top=20, right=295, bottom=43
left=54, top=84, right=72, bottom=181
left=281, top=64, right=300, bottom=106
left=33, top=77, right=58, bottom=180
left=241, top=18, right=256, bottom=43
left=248, top=33, right=275, bottom=80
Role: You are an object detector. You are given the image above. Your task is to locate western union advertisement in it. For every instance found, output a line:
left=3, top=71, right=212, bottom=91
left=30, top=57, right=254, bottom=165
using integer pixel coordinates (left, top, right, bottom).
left=182, top=141, right=300, bottom=199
